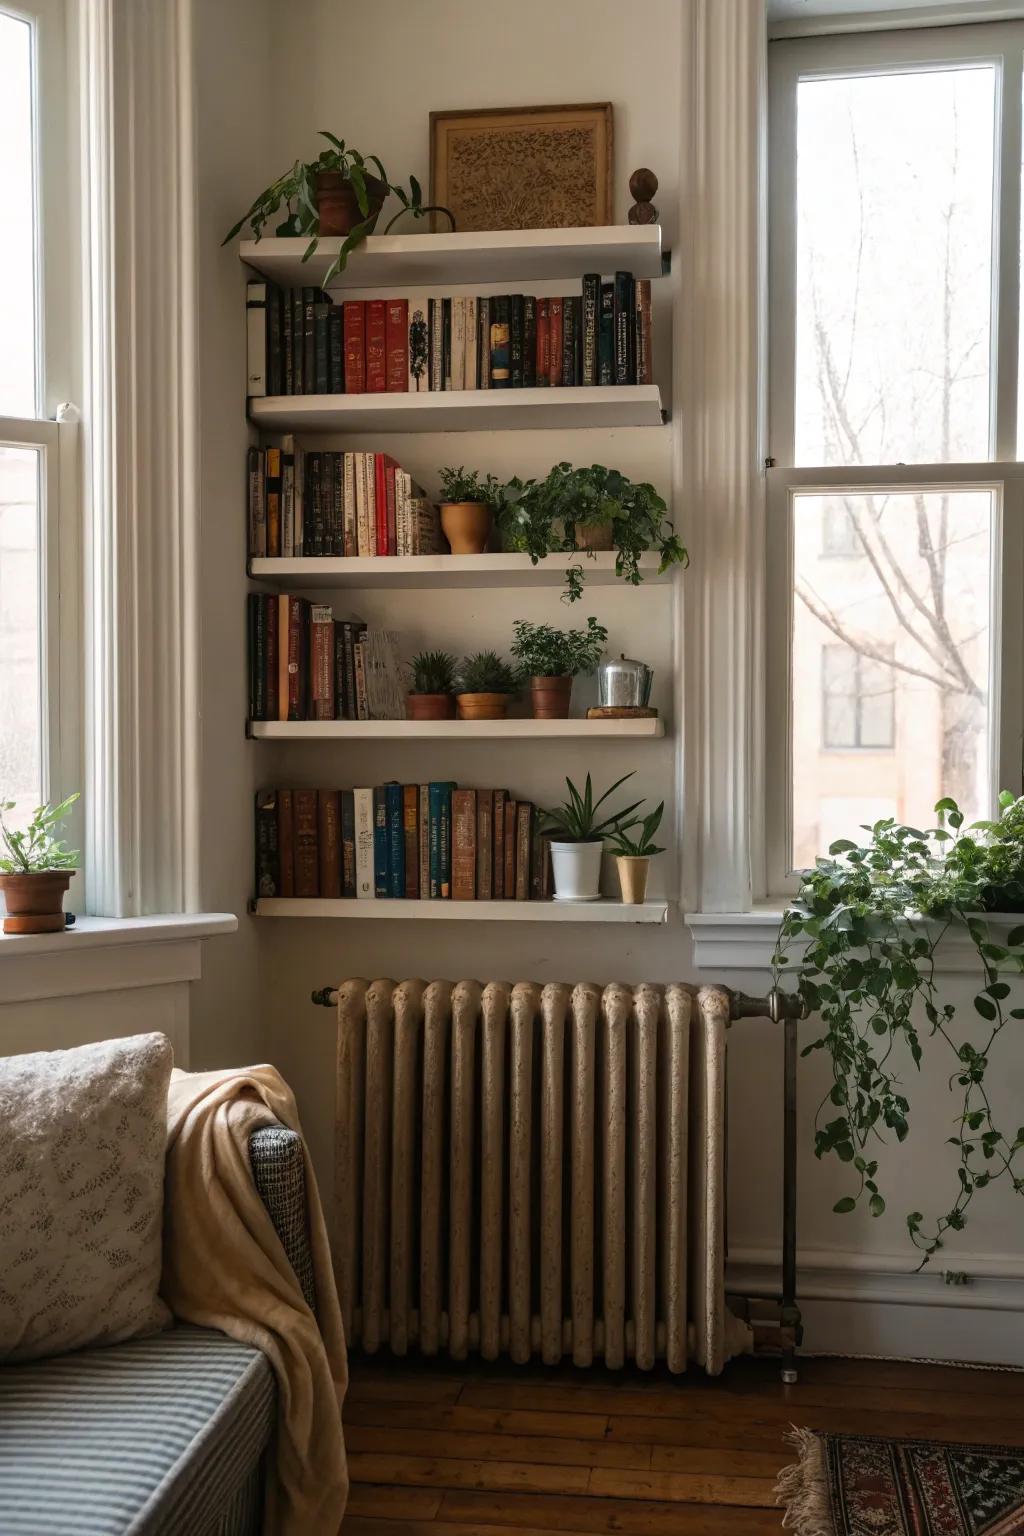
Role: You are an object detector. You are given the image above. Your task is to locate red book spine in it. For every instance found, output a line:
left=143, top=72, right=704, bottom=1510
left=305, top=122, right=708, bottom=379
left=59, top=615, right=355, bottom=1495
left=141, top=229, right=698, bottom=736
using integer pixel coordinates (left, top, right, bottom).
left=343, top=301, right=366, bottom=393
left=365, top=299, right=387, bottom=393
left=265, top=594, right=279, bottom=722
left=318, top=790, right=341, bottom=898
left=403, top=785, right=419, bottom=898
left=536, top=298, right=550, bottom=385
left=374, top=454, right=389, bottom=556
left=287, top=596, right=303, bottom=721
left=293, top=789, right=319, bottom=897
left=549, top=299, right=564, bottom=386
left=384, top=457, right=398, bottom=556
left=385, top=298, right=409, bottom=392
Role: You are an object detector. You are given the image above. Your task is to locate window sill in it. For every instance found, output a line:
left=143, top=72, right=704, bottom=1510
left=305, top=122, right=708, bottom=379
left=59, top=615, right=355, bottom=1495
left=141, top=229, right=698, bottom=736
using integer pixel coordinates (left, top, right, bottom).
left=0, top=912, right=238, bottom=1004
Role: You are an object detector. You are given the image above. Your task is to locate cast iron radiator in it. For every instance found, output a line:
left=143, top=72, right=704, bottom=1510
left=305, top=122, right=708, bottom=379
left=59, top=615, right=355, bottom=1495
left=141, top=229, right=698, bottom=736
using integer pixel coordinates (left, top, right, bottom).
left=324, top=978, right=755, bottom=1374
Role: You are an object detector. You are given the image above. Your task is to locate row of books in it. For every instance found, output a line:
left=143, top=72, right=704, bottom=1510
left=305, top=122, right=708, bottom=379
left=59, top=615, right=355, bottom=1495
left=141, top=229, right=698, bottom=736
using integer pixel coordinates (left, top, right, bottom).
left=245, top=276, right=653, bottom=398
left=247, top=446, right=441, bottom=560
left=248, top=601, right=404, bottom=722
left=255, top=785, right=553, bottom=902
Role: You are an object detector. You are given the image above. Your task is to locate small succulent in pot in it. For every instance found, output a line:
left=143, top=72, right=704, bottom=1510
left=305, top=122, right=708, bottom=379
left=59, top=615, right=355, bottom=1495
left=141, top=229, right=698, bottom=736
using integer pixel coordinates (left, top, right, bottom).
left=455, top=650, right=521, bottom=720
left=0, top=792, right=80, bottom=935
left=608, top=800, right=666, bottom=904
left=407, top=649, right=458, bottom=721
left=223, top=131, right=454, bottom=285
left=437, top=466, right=504, bottom=555
left=541, top=773, right=643, bottom=901
left=510, top=616, right=608, bottom=719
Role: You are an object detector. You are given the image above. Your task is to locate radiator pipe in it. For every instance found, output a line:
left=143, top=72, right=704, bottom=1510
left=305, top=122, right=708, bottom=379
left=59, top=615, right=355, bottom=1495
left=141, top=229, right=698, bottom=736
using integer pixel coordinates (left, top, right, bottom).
left=728, top=986, right=805, bottom=1383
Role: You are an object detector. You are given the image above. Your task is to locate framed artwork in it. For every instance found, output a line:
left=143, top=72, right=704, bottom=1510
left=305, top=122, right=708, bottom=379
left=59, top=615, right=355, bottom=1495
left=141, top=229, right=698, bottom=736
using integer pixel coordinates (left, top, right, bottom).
left=430, top=103, right=614, bottom=232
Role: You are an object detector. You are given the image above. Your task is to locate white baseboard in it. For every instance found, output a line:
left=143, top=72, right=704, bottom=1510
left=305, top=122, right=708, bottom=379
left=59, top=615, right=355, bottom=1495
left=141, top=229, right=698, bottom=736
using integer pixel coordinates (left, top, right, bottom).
left=727, top=1247, right=1024, bottom=1367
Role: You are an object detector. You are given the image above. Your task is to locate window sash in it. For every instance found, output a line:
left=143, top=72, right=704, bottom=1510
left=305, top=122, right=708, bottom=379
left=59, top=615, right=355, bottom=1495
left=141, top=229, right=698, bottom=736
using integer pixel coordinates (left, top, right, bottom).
left=768, top=21, right=1024, bottom=468
left=763, top=462, right=1024, bottom=898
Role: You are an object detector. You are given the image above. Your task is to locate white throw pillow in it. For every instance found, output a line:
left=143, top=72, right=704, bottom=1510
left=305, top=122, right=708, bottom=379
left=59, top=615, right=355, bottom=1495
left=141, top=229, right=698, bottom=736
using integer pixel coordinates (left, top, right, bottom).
left=0, top=1031, right=173, bottom=1361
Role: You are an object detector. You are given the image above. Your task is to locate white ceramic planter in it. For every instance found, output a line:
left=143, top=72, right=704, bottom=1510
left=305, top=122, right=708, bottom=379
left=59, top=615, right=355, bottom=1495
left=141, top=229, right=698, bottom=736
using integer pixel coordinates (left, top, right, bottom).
left=549, top=840, right=603, bottom=901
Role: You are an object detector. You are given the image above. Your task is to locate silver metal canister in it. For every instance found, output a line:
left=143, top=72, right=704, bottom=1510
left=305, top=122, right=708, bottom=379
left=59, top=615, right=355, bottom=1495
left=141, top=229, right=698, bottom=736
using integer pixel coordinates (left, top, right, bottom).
left=597, top=654, right=654, bottom=707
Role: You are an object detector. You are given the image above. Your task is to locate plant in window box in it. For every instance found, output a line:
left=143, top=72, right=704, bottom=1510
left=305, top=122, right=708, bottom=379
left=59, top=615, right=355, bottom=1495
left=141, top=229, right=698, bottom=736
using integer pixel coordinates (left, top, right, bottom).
left=772, top=792, right=1024, bottom=1266
left=436, top=467, right=504, bottom=556
left=510, top=616, right=608, bottom=719
left=497, top=462, right=688, bottom=602
left=0, top=793, right=80, bottom=935
left=407, top=650, right=458, bottom=721
left=540, top=773, right=643, bottom=901
left=608, top=801, right=666, bottom=904
left=223, top=132, right=455, bottom=285
left=455, top=651, right=521, bottom=721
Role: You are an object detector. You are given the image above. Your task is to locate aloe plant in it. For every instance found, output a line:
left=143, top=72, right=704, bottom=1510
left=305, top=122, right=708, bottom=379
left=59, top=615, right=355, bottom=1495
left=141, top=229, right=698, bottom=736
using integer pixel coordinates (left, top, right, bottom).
left=541, top=773, right=642, bottom=845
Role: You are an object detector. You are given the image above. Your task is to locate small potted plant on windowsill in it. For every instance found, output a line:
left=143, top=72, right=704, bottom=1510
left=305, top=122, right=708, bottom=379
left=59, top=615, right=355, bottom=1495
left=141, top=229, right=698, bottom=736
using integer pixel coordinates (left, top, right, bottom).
left=0, top=793, right=80, bottom=935
left=437, top=467, right=504, bottom=556
left=541, top=773, right=642, bottom=901
left=455, top=651, right=521, bottom=721
left=608, top=800, right=665, bottom=904
left=510, top=616, right=608, bottom=719
left=407, top=650, right=458, bottom=721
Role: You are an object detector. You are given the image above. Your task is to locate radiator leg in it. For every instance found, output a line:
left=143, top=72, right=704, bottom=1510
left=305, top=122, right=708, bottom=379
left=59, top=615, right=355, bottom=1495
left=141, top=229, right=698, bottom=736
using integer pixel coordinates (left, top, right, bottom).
left=781, top=1007, right=798, bottom=1385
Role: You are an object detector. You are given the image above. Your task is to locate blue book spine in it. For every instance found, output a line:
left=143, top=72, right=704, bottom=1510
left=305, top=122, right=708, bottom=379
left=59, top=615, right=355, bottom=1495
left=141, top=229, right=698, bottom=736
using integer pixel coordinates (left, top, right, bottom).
left=386, top=782, right=405, bottom=899
left=373, top=786, right=389, bottom=898
left=436, top=781, right=456, bottom=899
left=428, top=782, right=443, bottom=899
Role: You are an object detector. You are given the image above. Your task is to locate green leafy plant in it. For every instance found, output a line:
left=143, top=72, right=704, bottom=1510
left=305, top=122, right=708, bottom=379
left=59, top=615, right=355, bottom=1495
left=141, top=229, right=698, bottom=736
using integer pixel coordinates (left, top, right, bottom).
left=456, top=651, right=521, bottom=695
left=0, top=793, right=80, bottom=874
left=223, top=132, right=453, bottom=285
left=498, top=462, right=688, bottom=602
left=608, top=801, right=666, bottom=858
left=542, top=773, right=643, bottom=845
left=772, top=792, right=1024, bottom=1267
left=437, top=466, right=505, bottom=508
left=409, top=650, right=457, bottom=696
left=510, top=617, right=608, bottom=679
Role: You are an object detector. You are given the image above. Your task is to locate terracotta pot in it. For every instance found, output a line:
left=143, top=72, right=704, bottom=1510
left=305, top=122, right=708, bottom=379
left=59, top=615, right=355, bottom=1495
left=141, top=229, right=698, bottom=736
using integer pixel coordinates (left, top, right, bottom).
left=457, top=692, right=510, bottom=721
left=407, top=692, right=456, bottom=721
left=616, top=855, right=651, bottom=905
left=441, top=501, right=492, bottom=555
left=0, top=870, right=73, bottom=935
left=574, top=521, right=614, bottom=552
left=530, top=675, right=572, bottom=719
left=315, top=171, right=387, bottom=237
left=549, top=840, right=603, bottom=901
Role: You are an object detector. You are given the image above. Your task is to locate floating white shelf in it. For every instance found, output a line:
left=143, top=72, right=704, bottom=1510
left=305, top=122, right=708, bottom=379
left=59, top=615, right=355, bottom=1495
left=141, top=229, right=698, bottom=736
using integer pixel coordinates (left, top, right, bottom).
left=254, top=897, right=670, bottom=924
left=247, top=385, right=665, bottom=434
left=249, top=718, right=664, bottom=741
left=248, top=552, right=667, bottom=589
left=239, top=226, right=665, bottom=290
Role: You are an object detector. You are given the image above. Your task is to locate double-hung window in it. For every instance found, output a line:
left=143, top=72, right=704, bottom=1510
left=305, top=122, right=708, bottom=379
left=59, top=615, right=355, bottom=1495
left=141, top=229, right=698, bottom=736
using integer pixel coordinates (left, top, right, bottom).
left=0, top=0, right=78, bottom=845
left=766, top=19, right=1024, bottom=894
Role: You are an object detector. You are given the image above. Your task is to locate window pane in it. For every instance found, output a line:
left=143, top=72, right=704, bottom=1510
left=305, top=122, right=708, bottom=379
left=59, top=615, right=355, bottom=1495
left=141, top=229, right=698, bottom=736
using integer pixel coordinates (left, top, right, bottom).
left=0, top=11, right=38, bottom=416
left=791, top=489, right=992, bottom=868
left=0, top=446, right=42, bottom=830
left=795, top=66, right=995, bottom=467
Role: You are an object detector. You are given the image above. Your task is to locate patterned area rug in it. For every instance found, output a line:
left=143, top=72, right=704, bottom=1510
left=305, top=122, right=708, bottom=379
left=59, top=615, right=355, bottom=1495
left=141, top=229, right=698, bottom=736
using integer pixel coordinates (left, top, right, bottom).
left=777, top=1428, right=1024, bottom=1535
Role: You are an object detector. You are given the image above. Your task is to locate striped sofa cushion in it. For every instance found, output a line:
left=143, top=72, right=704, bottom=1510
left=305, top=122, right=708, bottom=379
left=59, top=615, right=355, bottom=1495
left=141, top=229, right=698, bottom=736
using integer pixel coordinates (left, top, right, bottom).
left=0, top=1325, right=274, bottom=1536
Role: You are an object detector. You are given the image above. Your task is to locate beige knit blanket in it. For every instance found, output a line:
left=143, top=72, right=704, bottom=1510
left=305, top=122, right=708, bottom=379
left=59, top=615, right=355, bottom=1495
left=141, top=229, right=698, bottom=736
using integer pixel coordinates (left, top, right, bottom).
left=163, top=1065, right=348, bottom=1535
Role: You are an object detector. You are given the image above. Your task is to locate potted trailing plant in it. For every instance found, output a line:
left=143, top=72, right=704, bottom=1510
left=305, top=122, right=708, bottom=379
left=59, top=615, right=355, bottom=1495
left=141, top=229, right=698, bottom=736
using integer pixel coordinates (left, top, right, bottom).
left=510, top=616, right=608, bottom=719
left=773, top=792, right=1024, bottom=1266
left=608, top=801, right=666, bottom=904
left=541, top=773, right=642, bottom=901
left=437, top=467, right=504, bottom=556
left=223, top=132, right=454, bottom=285
left=498, top=462, right=688, bottom=602
left=407, top=650, right=457, bottom=721
left=455, top=651, right=520, bottom=721
left=0, top=793, right=80, bottom=935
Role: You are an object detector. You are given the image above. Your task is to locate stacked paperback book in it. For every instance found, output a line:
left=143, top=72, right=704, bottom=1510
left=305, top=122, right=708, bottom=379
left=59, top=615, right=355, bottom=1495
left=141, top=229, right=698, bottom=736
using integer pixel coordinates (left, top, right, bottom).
left=247, top=446, right=440, bottom=558
left=248, top=604, right=404, bottom=723
left=246, top=275, right=653, bottom=397
left=255, top=784, right=552, bottom=901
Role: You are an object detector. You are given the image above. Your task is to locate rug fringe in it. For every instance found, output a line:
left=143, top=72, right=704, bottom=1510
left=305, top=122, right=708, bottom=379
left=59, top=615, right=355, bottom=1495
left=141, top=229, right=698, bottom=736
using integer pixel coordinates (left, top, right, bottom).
left=775, top=1426, right=835, bottom=1536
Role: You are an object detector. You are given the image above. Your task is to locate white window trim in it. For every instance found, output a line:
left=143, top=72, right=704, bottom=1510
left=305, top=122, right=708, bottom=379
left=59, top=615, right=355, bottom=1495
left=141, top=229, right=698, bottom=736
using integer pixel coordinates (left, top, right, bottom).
left=763, top=462, right=1024, bottom=898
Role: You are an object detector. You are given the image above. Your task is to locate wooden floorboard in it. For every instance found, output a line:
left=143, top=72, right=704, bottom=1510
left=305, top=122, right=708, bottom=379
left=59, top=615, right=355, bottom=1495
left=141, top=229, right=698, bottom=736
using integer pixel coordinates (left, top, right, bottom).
left=341, top=1352, right=1023, bottom=1532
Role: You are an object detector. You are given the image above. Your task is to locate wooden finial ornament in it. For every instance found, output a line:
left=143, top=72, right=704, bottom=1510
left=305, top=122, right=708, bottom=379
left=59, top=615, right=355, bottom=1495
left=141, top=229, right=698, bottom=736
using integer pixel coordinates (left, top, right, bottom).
left=628, top=167, right=659, bottom=225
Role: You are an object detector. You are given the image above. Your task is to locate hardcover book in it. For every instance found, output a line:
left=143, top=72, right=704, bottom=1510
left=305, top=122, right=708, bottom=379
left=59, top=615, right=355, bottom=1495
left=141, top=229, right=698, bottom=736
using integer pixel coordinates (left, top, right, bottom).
left=613, top=271, right=635, bottom=386
left=515, top=802, right=533, bottom=900
left=354, top=787, right=375, bottom=898
left=452, top=789, right=477, bottom=901
left=265, top=446, right=282, bottom=559
left=493, top=788, right=507, bottom=898
left=327, top=307, right=344, bottom=393
left=386, top=781, right=405, bottom=898
left=548, top=298, right=564, bottom=387
left=522, top=296, right=536, bottom=388
left=385, top=298, right=409, bottom=392
left=599, top=281, right=614, bottom=385
left=277, top=787, right=294, bottom=897
left=340, top=789, right=356, bottom=898
left=318, top=789, right=341, bottom=898
left=292, top=289, right=305, bottom=393
left=302, top=287, right=316, bottom=394
left=246, top=281, right=267, bottom=396
left=536, top=299, right=550, bottom=386
left=407, top=294, right=430, bottom=392
left=310, top=605, right=335, bottom=720
left=373, top=785, right=390, bottom=897
left=478, top=297, right=491, bottom=388
left=343, top=301, right=366, bottom=394
left=476, top=792, right=493, bottom=899
left=366, top=299, right=388, bottom=393
left=255, top=789, right=279, bottom=896
left=403, top=785, right=419, bottom=898
left=451, top=296, right=466, bottom=391
left=581, top=274, right=601, bottom=385
left=314, top=294, right=331, bottom=393
left=293, top=788, right=319, bottom=898
left=490, top=297, right=511, bottom=387
left=635, top=279, right=653, bottom=386
left=504, top=798, right=517, bottom=897
left=509, top=295, right=524, bottom=387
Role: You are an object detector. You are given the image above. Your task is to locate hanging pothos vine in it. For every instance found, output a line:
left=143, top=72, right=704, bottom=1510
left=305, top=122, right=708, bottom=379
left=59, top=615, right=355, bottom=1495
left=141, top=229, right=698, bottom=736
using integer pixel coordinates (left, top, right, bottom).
left=772, top=792, right=1024, bottom=1268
